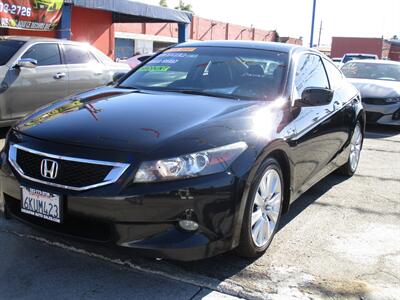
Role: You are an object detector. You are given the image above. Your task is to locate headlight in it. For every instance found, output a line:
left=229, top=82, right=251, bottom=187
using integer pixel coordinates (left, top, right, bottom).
left=385, top=97, right=400, bottom=103
left=134, top=142, right=248, bottom=183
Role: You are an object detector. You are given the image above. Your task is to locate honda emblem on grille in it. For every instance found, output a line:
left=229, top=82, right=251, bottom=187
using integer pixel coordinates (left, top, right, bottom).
left=40, top=159, right=59, bottom=179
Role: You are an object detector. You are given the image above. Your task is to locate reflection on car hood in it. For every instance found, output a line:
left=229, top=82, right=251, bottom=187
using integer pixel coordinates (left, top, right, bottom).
left=348, top=78, right=400, bottom=98
left=15, top=87, right=261, bottom=155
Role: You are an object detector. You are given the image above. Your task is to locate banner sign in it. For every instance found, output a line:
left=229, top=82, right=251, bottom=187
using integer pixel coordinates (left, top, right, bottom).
left=0, top=0, right=64, bottom=31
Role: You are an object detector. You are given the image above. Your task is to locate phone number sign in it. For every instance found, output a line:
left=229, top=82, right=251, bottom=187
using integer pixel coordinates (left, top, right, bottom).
left=0, top=0, right=64, bottom=31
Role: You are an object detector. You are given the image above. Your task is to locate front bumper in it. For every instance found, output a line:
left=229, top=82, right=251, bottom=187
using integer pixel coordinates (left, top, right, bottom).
left=363, top=102, right=400, bottom=126
left=0, top=140, right=246, bottom=261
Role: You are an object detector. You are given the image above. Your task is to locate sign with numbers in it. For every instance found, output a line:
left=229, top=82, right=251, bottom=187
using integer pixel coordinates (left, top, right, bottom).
left=0, top=0, right=64, bottom=31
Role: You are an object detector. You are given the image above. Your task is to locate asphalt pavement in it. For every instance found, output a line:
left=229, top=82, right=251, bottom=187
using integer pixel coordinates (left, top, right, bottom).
left=0, top=125, right=399, bottom=300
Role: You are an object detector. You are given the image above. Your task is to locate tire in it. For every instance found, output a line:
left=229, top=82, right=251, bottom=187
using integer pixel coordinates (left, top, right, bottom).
left=338, top=121, right=363, bottom=177
left=236, top=157, right=284, bottom=258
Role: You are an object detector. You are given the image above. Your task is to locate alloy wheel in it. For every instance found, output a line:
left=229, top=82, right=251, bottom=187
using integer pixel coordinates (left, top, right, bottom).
left=349, top=124, right=362, bottom=172
left=251, top=169, right=282, bottom=248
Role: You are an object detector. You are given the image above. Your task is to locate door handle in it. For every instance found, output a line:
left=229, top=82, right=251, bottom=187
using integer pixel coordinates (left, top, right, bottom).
left=94, top=71, right=103, bottom=76
left=54, top=72, right=66, bottom=79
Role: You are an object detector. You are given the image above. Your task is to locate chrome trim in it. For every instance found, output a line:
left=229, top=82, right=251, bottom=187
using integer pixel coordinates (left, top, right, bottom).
left=8, top=144, right=130, bottom=191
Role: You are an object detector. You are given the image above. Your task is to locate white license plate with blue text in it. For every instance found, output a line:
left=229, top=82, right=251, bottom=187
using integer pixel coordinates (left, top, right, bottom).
left=21, top=187, right=62, bottom=223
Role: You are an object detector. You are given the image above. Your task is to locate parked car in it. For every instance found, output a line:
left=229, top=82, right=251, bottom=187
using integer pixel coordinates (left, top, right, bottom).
left=0, top=36, right=129, bottom=127
left=1, top=41, right=364, bottom=261
left=341, top=59, right=400, bottom=126
left=125, top=53, right=154, bottom=68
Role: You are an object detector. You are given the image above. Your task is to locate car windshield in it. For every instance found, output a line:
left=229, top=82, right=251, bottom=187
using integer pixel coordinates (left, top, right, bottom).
left=342, top=55, right=376, bottom=63
left=119, top=46, right=288, bottom=100
left=341, top=62, right=400, bottom=81
left=0, top=39, right=26, bottom=66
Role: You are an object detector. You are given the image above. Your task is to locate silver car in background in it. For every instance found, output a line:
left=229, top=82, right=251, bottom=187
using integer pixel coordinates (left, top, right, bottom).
left=341, top=59, right=400, bottom=126
left=0, top=36, right=130, bottom=126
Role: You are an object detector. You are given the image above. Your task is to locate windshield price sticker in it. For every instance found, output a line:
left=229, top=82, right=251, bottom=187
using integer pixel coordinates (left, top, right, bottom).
left=138, top=66, right=171, bottom=72
left=148, top=58, right=178, bottom=65
left=166, top=47, right=197, bottom=53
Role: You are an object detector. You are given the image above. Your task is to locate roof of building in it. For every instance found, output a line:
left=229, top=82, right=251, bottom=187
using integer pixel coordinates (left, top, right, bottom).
left=65, top=0, right=192, bottom=24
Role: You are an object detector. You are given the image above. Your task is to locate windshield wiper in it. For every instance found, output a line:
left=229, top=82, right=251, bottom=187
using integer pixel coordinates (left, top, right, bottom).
left=164, top=89, right=242, bottom=100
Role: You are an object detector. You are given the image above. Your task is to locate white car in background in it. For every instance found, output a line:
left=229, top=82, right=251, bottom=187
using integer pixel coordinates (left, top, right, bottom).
left=125, top=53, right=154, bottom=68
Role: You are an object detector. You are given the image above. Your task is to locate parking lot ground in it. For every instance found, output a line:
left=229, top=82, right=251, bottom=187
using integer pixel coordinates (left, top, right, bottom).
left=0, top=125, right=399, bottom=300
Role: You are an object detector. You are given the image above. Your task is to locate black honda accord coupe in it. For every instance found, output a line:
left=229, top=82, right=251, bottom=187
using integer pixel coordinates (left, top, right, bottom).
left=0, top=41, right=364, bottom=261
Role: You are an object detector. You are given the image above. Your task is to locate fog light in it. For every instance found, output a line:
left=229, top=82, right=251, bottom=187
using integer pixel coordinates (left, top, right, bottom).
left=178, top=220, right=199, bottom=231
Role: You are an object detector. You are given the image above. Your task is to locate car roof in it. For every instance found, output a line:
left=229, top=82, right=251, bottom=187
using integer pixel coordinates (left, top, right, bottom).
left=0, top=35, right=90, bottom=46
left=344, top=53, right=377, bottom=56
left=176, top=40, right=309, bottom=54
left=343, top=59, right=400, bottom=65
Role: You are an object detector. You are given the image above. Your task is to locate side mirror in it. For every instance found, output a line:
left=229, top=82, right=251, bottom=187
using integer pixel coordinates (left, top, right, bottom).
left=294, top=87, right=333, bottom=107
left=108, top=72, right=126, bottom=85
left=15, top=58, right=38, bottom=69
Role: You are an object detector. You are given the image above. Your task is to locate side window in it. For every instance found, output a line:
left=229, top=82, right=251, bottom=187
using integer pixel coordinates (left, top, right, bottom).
left=294, top=54, right=329, bottom=98
left=323, top=58, right=344, bottom=90
left=21, top=43, right=61, bottom=66
left=64, top=45, right=96, bottom=64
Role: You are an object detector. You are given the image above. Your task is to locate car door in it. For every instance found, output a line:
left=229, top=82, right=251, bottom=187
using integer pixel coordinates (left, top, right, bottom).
left=62, top=44, right=108, bottom=95
left=290, top=53, right=348, bottom=195
left=4, top=42, right=68, bottom=119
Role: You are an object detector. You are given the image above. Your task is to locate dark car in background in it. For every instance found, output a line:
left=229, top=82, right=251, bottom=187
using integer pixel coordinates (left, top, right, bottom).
left=1, top=41, right=364, bottom=261
left=342, top=59, right=400, bottom=126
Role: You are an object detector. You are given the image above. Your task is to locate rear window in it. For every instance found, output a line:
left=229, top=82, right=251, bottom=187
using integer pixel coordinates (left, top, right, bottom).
left=342, top=62, right=400, bottom=81
left=342, top=55, right=376, bottom=63
left=0, top=39, right=26, bottom=66
left=64, top=44, right=97, bottom=64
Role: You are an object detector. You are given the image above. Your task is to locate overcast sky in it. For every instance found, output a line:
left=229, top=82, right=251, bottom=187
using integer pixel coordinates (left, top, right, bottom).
left=139, top=0, right=400, bottom=46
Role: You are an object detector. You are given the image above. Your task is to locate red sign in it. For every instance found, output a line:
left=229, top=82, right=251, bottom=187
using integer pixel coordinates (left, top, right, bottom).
left=0, top=0, right=64, bottom=31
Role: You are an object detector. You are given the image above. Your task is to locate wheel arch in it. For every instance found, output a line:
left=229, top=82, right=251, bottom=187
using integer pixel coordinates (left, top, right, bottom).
left=231, top=141, right=293, bottom=248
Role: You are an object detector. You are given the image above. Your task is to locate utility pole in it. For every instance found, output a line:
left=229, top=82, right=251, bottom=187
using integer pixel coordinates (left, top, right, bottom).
left=309, top=0, right=317, bottom=48
left=317, top=20, right=322, bottom=47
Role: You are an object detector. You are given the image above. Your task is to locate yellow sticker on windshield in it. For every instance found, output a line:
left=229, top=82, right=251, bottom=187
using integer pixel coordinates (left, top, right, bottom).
left=138, top=66, right=170, bottom=72
left=166, top=47, right=197, bottom=52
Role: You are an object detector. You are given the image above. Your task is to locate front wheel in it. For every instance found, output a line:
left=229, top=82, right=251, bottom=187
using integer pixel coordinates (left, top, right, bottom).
left=236, top=158, right=284, bottom=258
left=338, top=121, right=363, bottom=176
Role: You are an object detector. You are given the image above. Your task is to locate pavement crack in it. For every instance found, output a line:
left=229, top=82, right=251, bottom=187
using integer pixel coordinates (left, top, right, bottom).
left=189, top=287, right=204, bottom=300
left=354, top=173, right=400, bottom=183
left=363, top=147, right=400, bottom=154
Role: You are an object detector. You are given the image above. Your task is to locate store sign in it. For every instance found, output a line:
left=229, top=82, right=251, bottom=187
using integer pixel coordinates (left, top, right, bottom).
left=0, top=0, right=64, bottom=31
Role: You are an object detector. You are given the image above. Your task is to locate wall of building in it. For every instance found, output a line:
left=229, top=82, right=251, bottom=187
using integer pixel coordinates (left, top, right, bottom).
left=389, top=41, right=400, bottom=61
left=70, top=7, right=114, bottom=57
left=2, top=6, right=115, bottom=57
left=113, top=16, right=281, bottom=58
left=331, top=37, right=387, bottom=59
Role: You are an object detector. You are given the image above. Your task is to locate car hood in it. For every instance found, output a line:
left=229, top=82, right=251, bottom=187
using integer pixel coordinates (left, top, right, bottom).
left=348, top=78, right=400, bottom=98
left=15, top=87, right=263, bottom=156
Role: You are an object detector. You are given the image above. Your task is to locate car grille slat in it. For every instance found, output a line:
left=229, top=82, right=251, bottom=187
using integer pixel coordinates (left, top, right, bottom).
left=16, top=150, right=113, bottom=188
left=8, top=144, right=130, bottom=191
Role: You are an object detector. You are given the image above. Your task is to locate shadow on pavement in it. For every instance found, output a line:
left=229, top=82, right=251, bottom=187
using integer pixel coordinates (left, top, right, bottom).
left=365, top=124, right=399, bottom=139
left=0, top=127, right=10, bottom=140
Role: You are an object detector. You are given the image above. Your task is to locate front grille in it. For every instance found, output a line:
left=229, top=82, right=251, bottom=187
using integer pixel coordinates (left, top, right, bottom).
left=8, top=144, right=130, bottom=191
left=365, top=111, right=384, bottom=123
left=362, top=98, right=394, bottom=105
left=4, top=194, right=112, bottom=242
left=16, top=150, right=113, bottom=188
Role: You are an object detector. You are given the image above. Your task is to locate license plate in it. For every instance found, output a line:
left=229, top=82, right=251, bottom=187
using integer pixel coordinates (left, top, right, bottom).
left=21, top=187, right=62, bottom=223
